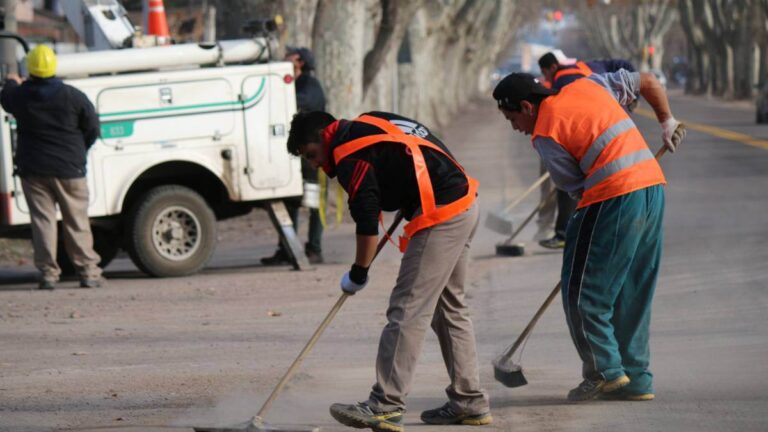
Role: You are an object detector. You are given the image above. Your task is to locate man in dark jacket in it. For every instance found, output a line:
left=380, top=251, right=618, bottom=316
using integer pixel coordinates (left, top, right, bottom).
left=1, top=45, right=103, bottom=290
left=261, top=47, right=328, bottom=265
left=287, top=111, right=491, bottom=432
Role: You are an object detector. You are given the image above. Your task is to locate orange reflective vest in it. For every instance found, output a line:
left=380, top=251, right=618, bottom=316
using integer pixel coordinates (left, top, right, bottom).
left=533, top=77, right=665, bottom=208
left=553, top=61, right=593, bottom=81
left=332, top=115, right=479, bottom=252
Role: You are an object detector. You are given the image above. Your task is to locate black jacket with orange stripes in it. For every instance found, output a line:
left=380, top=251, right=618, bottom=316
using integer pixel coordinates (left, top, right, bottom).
left=323, top=111, right=469, bottom=236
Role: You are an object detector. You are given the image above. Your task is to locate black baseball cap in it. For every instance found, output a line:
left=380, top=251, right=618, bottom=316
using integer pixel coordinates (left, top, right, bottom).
left=493, top=73, right=557, bottom=111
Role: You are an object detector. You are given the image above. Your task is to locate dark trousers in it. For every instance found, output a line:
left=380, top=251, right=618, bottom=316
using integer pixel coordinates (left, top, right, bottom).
left=555, top=190, right=578, bottom=239
left=285, top=202, right=323, bottom=254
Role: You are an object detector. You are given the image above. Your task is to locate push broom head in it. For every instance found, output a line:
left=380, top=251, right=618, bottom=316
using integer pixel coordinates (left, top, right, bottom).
left=492, top=354, right=528, bottom=388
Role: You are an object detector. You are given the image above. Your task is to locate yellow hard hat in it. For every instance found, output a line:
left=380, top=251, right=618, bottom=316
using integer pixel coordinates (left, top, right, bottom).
left=27, top=45, right=57, bottom=78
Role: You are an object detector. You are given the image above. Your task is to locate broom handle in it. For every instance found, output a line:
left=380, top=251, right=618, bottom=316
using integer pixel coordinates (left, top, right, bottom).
left=503, top=138, right=671, bottom=247
left=500, top=282, right=561, bottom=362
left=500, top=140, right=674, bottom=362
left=502, top=172, right=551, bottom=213
left=256, top=212, right=404, bottom=419
left=504, top=187, right=557, bottom=245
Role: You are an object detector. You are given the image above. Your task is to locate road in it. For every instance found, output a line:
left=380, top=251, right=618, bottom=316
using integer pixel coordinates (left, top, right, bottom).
left=0, top=91, right=766, bottom=432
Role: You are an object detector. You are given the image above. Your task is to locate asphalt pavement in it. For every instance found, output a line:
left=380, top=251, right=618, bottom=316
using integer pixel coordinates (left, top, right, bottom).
left=0, top=91, right=766, bottom=432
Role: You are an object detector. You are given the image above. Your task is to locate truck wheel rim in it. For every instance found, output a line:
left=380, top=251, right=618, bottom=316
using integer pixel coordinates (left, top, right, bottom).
left=152, top=205, right=202, bottom=261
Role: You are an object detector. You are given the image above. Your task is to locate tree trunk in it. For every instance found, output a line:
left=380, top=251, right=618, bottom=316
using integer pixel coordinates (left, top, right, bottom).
left=1, top=0, right=19, bottom=75
left=312, top=0, right=366, bottom=118
left=280, top=0, right=319, bottom=48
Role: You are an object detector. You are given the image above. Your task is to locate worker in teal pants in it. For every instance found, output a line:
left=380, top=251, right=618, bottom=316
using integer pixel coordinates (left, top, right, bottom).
left=561, top=184, right=665, bottom=398
left=492, top=69, right=686, bottom=401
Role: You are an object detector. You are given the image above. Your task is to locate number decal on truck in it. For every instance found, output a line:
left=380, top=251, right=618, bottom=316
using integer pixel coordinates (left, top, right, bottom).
left=101, top=120, right=135, bottom=139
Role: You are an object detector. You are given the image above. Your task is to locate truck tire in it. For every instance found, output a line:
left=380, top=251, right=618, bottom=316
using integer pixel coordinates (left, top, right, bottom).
left=57, top=227, right=120, bottom=276
left=125, top=185, right=217, bottom=277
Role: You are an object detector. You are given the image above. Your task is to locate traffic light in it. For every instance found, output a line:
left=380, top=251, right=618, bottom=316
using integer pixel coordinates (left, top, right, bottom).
left=546, top=10, right=563, bottom=23
left=646, top=45, right=655, bottom=68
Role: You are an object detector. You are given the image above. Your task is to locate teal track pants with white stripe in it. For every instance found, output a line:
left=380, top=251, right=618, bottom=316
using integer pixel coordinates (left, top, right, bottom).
left=560, top=185, right=664, bottom=395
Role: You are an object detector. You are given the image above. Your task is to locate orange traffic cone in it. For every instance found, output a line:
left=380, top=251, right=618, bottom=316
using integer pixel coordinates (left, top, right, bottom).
left=146, top=0, right=170, bottom=39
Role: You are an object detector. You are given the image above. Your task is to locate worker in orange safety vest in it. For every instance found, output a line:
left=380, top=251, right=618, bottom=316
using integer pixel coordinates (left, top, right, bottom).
left=534, top=52, right=639, bottom=249
left=493, top=70, right=686, bottom=402
left=286, top=110, right=491, bottom=431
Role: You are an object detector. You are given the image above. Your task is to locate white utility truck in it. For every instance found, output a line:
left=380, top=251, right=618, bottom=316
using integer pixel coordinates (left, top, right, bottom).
left=0, top=33, right=306, bottom=277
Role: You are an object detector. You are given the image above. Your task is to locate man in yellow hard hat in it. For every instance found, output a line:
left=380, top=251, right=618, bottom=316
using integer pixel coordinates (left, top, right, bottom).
left=1, top=45, right=104, bottom=290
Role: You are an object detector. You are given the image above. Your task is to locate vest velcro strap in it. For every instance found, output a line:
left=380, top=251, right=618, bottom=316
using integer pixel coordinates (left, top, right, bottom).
left=584, top=148, right=654, bottom=190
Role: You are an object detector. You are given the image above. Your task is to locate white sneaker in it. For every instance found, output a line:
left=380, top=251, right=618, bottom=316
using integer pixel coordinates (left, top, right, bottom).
left=533, top=226, right=555, bottom=241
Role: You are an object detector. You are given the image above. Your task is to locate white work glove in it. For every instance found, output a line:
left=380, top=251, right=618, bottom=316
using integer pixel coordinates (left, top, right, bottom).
left=340, top=264, right=369, bottom=295
left=661, top=117, right=686, bottom=153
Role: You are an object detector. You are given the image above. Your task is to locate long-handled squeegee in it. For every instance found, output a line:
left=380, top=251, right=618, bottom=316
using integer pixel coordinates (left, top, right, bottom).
left=194, top=213, right=405, bottom=432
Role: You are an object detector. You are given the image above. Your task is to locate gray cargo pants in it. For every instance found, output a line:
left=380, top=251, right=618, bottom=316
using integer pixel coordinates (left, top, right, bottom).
left=537, top=160, right=556, bottom=232
left=367, top=203, right=489, bottom=415
left=21, top=176, right=102, bottom=282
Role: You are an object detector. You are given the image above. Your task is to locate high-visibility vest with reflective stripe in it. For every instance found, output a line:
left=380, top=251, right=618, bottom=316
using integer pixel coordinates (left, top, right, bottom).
left=553, top=61, right=593, bottom=81
left=332, top=115, right=479, bottom=252
left=533, top=77, right=665, bottom=208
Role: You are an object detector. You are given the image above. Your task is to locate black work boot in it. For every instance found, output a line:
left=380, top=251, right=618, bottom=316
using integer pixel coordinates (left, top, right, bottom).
left=38, top=279, right=56, bottom=290
left=330, top=402, right=404, bottom=432
left=305, top=249, right=324, bottom=264
left=420, top=402, right=492, bottom=426
left=80, top=277, right=106, bottom=288
left=260, top=249, right=291, bottom=266
left=567, top=375, right=630, bottom=402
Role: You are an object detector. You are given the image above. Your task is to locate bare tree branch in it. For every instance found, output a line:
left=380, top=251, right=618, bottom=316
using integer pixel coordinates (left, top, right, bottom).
left=362, top=0, right=398, bottom=94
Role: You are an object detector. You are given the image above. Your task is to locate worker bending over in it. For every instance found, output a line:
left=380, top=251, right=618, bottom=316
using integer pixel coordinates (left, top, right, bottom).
left=287, top=111, right=490, bottom=431
left=492, top=70, right=685, bottom=401
left=535, top=52, right=637, bottom=249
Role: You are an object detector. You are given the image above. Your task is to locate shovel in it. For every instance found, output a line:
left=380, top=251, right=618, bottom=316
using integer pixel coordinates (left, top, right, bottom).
left=485, top=172, right=551, bottom=235
left=194, top=213, right=404, bottom=432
